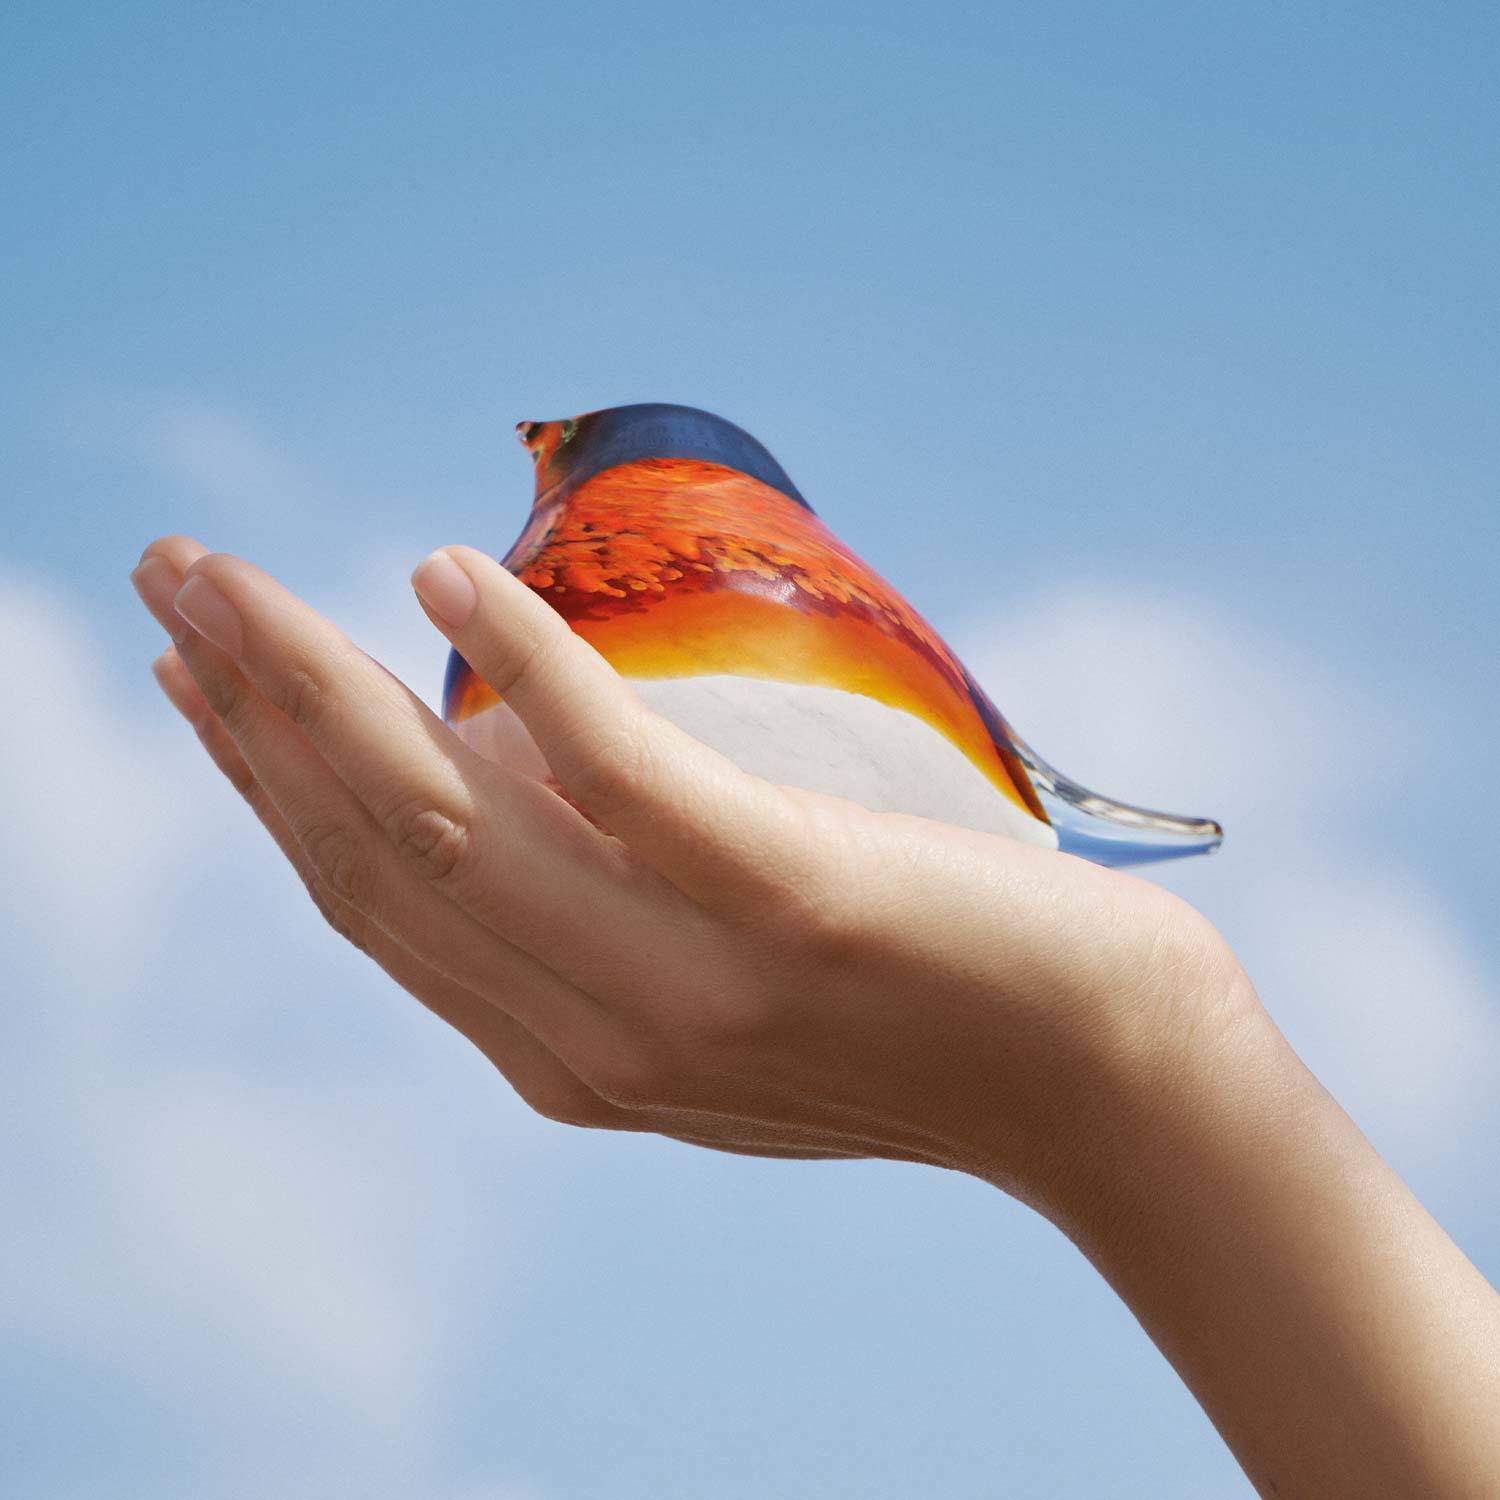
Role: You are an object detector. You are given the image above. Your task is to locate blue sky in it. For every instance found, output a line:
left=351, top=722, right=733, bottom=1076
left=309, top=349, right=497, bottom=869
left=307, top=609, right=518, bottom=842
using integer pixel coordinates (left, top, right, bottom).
left=4, top=3, right=1497, bottom=1496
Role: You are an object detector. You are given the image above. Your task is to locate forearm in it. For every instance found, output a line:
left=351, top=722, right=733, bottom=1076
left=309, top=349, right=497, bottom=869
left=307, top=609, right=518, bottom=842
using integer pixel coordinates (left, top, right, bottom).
left=996, top=975, right=1500, bottom=1498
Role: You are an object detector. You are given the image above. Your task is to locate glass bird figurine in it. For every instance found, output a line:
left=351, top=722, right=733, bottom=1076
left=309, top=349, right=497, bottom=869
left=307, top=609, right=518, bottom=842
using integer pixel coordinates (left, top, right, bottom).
left=443, top=403, right=1222, bottom=867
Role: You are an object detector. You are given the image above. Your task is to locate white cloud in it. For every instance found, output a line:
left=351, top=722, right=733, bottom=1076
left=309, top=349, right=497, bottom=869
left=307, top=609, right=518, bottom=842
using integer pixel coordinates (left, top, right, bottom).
left=0, top=571, right=552, bottom=1498
left=954, top=586, right=1407, bottom=826
left=954, top=585, right=1498, bottom=1167
left=55, top=388, right=330, bottom=518
left=1249, top=864, right=1495, bottom=1151
left=1, top=573, right=202, bottom=1006
left=143, top=399, right=320, bottom=513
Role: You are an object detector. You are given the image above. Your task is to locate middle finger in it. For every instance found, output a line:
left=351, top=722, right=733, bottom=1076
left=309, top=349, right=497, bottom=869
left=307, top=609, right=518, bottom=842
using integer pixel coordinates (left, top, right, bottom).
left=162, top=547, right=700, bottom=994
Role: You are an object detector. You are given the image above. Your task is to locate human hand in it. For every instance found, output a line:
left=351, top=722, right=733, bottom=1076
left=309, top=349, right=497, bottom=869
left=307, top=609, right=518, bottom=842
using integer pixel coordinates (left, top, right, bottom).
left=129, top=533, right=1245, bottom=1214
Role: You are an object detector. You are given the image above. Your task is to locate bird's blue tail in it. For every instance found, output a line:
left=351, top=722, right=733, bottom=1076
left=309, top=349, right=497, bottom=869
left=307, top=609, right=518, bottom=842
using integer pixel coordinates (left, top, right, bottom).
left=1012, top=734, right=1224, bottom=868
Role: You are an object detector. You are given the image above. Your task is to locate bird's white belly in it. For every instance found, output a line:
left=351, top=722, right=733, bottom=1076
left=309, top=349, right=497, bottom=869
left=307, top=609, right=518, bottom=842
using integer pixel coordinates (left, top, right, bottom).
left=455, top=673, right=1057, bottom=850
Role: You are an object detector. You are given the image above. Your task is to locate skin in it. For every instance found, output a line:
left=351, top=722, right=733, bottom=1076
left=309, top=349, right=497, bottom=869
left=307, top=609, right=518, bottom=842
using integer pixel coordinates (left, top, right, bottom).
left=130, top=534, right=1500, bottom=1497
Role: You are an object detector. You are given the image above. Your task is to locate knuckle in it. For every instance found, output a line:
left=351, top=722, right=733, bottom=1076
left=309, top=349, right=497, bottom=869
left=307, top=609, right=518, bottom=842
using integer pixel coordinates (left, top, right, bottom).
left=489, top=624, right=548, bottom=699
left=388, top=799, right=472, bottom=884
left=299, top=818, right=375, bottom=910
left=275, top=666, right=326, bottom=734
left=220, top=754, right=259, bottom=802
left=302, top=875, right=369, bottom=953
left=197, top=722, right=258, bottom=801
left=194, top=659, right=249, bottom=726
left=565, top=721, right=651, bottom=822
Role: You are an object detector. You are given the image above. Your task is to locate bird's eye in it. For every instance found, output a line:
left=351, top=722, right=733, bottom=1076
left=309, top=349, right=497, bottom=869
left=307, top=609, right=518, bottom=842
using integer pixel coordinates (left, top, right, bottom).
left=559, top=418, right=579, bottom=445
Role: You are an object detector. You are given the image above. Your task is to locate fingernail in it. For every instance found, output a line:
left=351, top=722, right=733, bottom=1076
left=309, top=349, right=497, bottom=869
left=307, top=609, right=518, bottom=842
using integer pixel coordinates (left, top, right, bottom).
left=412, top=549, right=477, bottom=628
left=174, top=575, right=244, bottom=657
left=130, top=556, right=188, bottom=642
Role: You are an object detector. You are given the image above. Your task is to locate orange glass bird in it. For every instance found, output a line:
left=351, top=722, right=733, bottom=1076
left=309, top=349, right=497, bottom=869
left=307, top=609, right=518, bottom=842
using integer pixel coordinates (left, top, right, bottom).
left=444, top=403, right=1221, bottom=866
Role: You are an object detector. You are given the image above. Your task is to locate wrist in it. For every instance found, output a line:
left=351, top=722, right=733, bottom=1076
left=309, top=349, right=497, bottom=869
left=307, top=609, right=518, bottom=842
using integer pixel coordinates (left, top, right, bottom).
left=1042, top=961, right=1291, bottom=1257
left=961, top=897, right=1273, bottom=1232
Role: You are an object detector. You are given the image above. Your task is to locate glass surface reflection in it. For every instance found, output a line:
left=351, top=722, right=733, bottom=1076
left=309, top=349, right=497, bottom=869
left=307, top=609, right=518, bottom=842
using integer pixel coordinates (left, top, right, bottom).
left=444, top=404, right=1222, bottom=868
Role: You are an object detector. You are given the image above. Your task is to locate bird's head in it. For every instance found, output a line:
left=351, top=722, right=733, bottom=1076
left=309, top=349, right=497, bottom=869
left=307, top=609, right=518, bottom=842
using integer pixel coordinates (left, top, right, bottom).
left=515, top=416, right=580, bottom=496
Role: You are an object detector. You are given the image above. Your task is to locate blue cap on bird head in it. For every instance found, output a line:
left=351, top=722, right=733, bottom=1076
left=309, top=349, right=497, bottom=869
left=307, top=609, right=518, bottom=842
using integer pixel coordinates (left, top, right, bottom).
left=515, top=403, right=813, bottom=512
